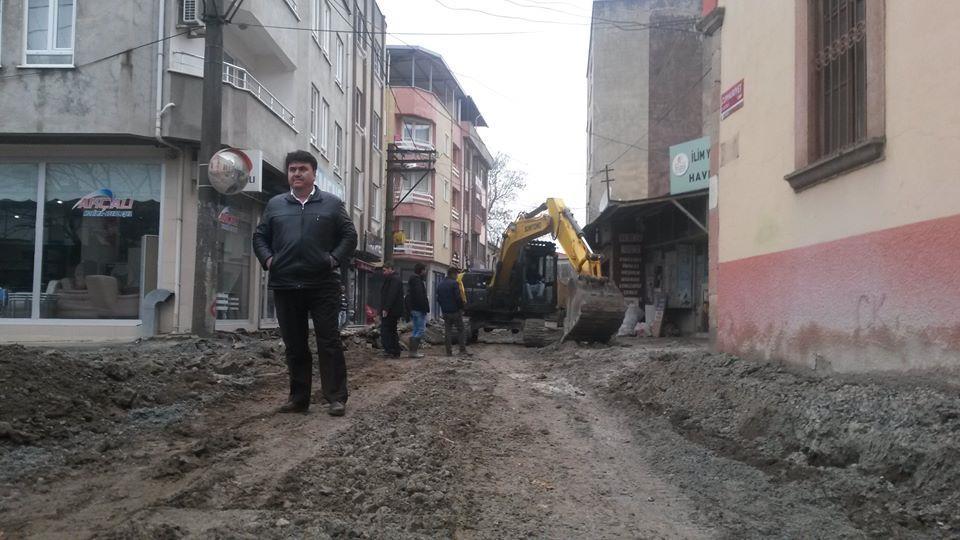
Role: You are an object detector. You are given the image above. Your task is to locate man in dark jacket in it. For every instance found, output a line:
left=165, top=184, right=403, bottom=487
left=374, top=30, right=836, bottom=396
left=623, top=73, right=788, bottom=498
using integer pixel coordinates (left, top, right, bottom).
left=252, top=150, right=357, bottom=416
left=378, top=262, right=403, bottom=358
left=406, top=263, right=430, bottom=358
left=437, top=267, right=470, bottom=356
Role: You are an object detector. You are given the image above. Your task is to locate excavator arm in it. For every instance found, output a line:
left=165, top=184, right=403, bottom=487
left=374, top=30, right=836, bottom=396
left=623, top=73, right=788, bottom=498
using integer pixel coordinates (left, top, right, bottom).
left=490, top=198, right=625, bottom=342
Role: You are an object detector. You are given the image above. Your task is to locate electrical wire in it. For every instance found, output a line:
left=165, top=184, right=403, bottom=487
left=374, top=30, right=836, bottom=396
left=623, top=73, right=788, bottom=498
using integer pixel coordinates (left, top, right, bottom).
left=0, top=30, right=191, bottom=81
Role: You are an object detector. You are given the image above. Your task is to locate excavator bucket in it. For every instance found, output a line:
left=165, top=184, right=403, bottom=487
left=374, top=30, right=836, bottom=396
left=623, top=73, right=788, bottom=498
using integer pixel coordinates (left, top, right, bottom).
left=562, top=276, right=626, bottom=343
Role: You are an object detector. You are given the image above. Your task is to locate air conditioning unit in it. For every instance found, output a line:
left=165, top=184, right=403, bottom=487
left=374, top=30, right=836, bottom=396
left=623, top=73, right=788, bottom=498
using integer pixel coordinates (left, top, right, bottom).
left=181, top=0, right=203, bottom=26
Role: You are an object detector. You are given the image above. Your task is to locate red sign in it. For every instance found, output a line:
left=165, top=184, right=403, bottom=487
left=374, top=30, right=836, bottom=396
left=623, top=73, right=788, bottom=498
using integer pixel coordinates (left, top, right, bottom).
left=721, top=79, right=744, bottom=120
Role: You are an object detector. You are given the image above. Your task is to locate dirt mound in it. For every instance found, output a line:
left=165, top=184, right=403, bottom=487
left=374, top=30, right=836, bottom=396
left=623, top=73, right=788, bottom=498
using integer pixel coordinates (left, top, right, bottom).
left=0, top=334, right=283, bottom=481
left=591, top=345, right=960, bottom=537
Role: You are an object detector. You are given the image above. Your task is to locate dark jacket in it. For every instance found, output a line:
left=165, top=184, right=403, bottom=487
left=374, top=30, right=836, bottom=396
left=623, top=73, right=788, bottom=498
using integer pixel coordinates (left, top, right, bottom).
left=252, top=188, right=358, bottom=290
left=380, top=272, right=404, bottom=317
left=407, top=273, right=430, bottom=313
left=436, top=277, right=464, bottom=315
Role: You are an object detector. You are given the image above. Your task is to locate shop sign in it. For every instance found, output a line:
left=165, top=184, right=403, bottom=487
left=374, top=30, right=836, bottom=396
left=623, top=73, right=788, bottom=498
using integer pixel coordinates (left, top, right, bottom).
left=238, top=149, right=263, bottom=193
left=72, top=188, right=134, bottom=218
left=721, top=79, right=744, bottom=120
left=669, top=136, right=711, bottom=195
left=217, top=207, right=241, bottom=233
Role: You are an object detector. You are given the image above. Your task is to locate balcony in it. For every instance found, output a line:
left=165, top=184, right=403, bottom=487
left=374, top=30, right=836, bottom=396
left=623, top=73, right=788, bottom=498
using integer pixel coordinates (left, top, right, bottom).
left=394, top=240, right=434, bottom=258
left=451, top=208, right=460, bottom=222
left=473, top=214, right=483, bottom=235
left=170, top=52, right=296, bottom=130
left=452, top=165, right=460, bottom=178
left=395, top=191, right=435, bottom=207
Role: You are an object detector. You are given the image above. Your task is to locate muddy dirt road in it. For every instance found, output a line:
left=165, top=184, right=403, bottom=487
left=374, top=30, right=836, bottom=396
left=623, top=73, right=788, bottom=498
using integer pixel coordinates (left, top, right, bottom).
left=1, top=334, right=958, bottom=538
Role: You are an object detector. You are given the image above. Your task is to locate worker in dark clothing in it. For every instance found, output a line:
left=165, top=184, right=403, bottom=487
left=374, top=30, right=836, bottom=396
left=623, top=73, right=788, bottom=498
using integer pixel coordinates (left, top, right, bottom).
left=436, top=267, right=470, bottom=356
left=378, top=262, right=404, bottom=358
left=406, top=263, right=430, bottom=358
left=253, top=150, right=357, bottom=416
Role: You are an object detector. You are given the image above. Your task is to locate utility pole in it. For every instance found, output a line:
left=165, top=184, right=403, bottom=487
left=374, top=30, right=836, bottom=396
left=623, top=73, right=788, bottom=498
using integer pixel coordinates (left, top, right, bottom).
left=191, top=0, right=229, bottom=336
left=600, top=165, right=616, bottom=201
left=385, top=142, right=437, bottom=267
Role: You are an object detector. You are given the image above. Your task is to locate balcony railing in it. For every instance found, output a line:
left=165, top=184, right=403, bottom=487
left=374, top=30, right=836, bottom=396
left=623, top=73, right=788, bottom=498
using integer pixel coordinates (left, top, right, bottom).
left=170, top=51, right=296, bottom=130
left=451, top=165, right=460, bottom=178
left=395, top=191, right=434, bottom=207
left=451, top=208, right=460, bottom=222
left=394, top=240, right=434, bottom=258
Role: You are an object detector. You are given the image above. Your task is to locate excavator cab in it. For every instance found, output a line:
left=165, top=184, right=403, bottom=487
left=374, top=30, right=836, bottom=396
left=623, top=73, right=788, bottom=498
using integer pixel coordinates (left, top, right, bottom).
left=515, top=241, right=558, bottom=316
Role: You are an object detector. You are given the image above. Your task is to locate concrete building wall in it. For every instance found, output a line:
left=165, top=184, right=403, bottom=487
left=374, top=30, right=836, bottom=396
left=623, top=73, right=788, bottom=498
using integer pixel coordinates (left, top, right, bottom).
left=716, top=0, right=960, bottom=373
left=0, top=0, right=161, bottom=137
left=586, top=0, right=701, bottom=221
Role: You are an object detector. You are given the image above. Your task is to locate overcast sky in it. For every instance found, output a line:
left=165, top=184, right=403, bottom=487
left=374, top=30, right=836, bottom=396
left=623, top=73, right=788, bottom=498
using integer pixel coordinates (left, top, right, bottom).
left=378, top=0, right=594, bottom=224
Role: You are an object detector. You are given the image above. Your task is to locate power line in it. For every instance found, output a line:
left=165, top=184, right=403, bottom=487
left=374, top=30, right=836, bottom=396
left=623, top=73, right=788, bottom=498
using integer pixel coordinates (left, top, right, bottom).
left=432, top=0, right=698, bottom=32
left=0, top=30, right=190, bottom=81
left=502, top=0, right=699, bottom=31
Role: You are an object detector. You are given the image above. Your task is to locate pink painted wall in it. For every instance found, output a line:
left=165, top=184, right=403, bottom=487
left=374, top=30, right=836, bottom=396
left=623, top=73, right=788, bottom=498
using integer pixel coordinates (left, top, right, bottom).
left=394, top=202, right=435, bottom=221
left=717, top=214, right=960, bottom=373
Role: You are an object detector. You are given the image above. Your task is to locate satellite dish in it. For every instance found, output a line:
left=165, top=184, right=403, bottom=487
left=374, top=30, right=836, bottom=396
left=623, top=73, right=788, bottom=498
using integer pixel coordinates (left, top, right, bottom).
left=208, top=149, right=252, bottom=195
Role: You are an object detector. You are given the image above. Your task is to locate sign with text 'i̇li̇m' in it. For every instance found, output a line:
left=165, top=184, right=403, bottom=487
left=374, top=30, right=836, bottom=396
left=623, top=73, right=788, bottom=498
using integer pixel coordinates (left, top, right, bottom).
left=669, top=136, right=711, bottom=195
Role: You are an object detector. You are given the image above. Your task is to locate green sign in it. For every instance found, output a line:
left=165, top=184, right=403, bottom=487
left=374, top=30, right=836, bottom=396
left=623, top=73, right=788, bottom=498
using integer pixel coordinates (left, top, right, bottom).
left=669, top=136, right=711, bottom=195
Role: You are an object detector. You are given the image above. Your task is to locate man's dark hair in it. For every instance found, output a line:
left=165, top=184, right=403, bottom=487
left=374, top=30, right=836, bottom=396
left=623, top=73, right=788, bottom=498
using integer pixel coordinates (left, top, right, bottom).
left=414, top=263, right=426, bottom=274
left=285, top=150, right=317, bottom=172
left=447, top=267, right=459, bottom=277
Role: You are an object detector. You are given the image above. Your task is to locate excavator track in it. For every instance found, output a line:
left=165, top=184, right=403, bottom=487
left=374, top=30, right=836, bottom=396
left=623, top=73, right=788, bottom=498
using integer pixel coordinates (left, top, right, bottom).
left=562, top=276, right=625, bottom=343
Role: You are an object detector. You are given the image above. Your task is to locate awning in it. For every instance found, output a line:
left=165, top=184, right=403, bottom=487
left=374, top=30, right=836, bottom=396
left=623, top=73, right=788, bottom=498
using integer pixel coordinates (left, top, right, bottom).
left=583, top=189, right=708, bottom=238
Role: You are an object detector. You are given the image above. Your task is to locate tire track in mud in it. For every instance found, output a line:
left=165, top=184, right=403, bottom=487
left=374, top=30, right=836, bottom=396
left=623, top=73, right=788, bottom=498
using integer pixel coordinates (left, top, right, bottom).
left=3, top=351, right=416, bottom=539
left=93, top=355, right=499, bottom=539
left=461, top=345, right=715, bottom=539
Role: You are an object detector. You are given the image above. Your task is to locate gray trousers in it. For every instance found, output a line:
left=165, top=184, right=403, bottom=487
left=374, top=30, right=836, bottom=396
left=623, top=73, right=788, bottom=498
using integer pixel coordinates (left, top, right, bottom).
left=443, top=311, right=467, bottom=354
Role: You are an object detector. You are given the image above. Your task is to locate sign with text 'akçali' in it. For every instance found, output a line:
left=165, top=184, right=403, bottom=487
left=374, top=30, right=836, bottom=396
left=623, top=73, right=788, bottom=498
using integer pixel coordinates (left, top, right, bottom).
left=669, top=136, right=711, bottom=195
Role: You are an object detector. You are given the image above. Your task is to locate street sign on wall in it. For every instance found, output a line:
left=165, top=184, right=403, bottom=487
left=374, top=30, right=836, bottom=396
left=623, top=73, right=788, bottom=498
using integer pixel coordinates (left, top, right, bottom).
left=669, top=136, right=711, bottom=195
left=721, top=79, right=744, bottom=120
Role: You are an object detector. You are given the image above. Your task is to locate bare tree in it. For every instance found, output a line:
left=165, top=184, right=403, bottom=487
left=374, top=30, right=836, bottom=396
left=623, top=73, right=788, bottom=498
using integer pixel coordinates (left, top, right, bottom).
left=485, top=152, right=527, bottom=250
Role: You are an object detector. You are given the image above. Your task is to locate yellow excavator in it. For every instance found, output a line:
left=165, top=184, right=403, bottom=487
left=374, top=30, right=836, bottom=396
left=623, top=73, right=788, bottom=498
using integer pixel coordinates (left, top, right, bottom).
left=459, top=198, right=626, bottom=346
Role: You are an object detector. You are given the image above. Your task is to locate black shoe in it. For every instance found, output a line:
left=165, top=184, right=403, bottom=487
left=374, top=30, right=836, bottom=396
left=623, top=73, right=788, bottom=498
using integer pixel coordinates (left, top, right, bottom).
left=328, top=401, right=346, bottom=416
left=277, top=401, right=309, bottom=414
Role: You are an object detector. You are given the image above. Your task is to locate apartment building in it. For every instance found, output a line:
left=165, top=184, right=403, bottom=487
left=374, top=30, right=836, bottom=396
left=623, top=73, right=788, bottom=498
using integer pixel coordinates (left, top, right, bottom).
left=582, top=0, right=709, bottom=335
left=384, top=45, right=492, bottom=318
left=0, top=0, right=385, bottom=341
left=714, top=1, right=960, bottom=373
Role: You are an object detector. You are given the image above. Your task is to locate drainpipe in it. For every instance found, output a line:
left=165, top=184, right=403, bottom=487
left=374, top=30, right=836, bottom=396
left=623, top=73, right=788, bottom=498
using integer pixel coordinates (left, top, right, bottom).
left=155, top=0, right=185, bottom=331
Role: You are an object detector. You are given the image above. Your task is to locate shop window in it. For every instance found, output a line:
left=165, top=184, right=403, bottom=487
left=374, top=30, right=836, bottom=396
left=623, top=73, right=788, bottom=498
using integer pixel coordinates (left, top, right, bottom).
left=216, top=200, right=254, bottom=321
left=0, top=164, right=40, bottom=319
left=41, top=163, right=161, bottom=319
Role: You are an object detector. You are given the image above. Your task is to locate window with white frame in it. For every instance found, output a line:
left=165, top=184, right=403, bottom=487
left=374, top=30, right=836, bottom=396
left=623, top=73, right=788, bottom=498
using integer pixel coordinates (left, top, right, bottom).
left=25, top=0, right=76, bottom=66
left=311, top=0, right=321, bottom=44
left=442, top=178, right=450, bottom=202
left=442, top=225, right=449, bottom=248
left=321, top=99, right=330, bottom=154
left=401, top=219, right=431, bottom=243
left=336, top=36, right=345, bottom=87
left=283, top=0, right=299, bottom=18
left=322, top=1, right=332, bottom=56
left=401, top=171, right=431, bottom=194
left=370, top=182, right=381, bottom=223
left=402, top=119, right=432, bottom=145
left=372, top=112, right=382, bottom=151
left=334, top=123, right=344, bottom=175
left=354, top=89, right=366, bottom=129
left=310, top=84, right=320, bottom=147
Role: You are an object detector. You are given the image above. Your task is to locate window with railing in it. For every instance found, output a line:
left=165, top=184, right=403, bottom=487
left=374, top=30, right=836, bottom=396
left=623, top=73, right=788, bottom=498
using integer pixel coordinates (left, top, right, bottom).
left=787, top=0, right=884, bottom=191
left=813, top=0, right=866, bottom=158
left=321, top=99, right=330, bottom=154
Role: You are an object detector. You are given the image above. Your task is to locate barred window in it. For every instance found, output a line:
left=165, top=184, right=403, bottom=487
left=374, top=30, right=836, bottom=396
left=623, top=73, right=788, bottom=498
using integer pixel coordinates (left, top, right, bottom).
left=813, top=0, right=867, bottom=158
